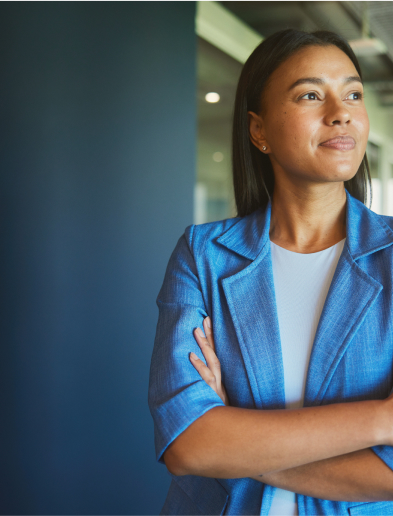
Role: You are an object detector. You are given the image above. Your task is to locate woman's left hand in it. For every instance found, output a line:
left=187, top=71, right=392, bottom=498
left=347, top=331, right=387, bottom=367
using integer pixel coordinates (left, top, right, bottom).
left=189, top=317, right=229, bottom=406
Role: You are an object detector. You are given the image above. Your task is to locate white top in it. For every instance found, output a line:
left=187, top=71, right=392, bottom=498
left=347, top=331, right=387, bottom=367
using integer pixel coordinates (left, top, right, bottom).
left=267, top=238, right=345, bottom=516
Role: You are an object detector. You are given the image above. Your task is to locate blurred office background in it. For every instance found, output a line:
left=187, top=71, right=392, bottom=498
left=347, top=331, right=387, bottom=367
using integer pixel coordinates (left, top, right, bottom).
left=2, top=2, right=393, bottom=515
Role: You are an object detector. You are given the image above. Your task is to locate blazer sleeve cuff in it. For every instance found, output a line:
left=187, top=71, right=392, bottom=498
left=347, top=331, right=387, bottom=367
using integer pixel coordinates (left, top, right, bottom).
left=153, top=380, right=226, bottom=464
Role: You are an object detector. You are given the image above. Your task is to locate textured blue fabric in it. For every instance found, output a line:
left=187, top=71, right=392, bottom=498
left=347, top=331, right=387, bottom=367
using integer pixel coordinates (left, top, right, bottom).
left=148, top=190, right=393, bottom=515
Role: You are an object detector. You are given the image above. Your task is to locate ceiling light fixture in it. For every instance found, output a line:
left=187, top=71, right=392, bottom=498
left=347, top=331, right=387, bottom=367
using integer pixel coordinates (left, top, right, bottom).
left=349, top=38, right=387, bottom=57
left=205, top=92, right=220, bottom=103
left=349, top=3, right=387, bottom=58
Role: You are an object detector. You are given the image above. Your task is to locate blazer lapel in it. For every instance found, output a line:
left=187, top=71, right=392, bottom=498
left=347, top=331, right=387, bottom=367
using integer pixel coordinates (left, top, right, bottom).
left=304, top=247, right=382, bottom=406
left=218, top=203, right=285, bottom=410
left=305, top=192, right=393, bottom=406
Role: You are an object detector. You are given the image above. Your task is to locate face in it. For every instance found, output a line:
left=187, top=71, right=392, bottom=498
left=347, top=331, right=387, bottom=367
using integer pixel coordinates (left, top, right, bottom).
left=248, top=45, right=369, bottom=187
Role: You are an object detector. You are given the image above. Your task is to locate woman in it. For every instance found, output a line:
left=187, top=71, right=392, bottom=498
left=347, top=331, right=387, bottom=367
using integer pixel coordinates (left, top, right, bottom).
left=148, top=29, right=393, bottom=516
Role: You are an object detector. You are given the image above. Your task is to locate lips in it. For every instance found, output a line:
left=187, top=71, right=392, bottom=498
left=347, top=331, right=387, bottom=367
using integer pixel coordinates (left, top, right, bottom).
left=320, top=136, right=356, bottom=151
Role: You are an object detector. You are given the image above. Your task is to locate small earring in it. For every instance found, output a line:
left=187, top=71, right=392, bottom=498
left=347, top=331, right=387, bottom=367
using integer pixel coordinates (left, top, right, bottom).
left=262, top=146, right=267, bottom=151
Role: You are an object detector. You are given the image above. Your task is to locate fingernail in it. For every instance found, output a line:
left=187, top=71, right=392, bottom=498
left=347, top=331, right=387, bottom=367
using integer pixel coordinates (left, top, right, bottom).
left=206, top=317, right=211, bottom=329
left=196, top=327, right=205, bottom=338
left=190, top=352, right=198, bottom=360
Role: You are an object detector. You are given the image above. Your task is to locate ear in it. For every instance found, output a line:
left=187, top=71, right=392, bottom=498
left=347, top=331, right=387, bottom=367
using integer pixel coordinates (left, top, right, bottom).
left=248, top=111, right=269, bottom=153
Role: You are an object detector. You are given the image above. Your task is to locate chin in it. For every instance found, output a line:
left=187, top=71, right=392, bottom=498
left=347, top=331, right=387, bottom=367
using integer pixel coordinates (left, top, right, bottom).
left=337, top=166, right=361, bottom=182
left=316, top=152, right=364, bottom=177
left=323, top=172, right=358, bottom=184
left=305, top=169, right=358, bottom=185
left=318, top=162, right=361, bottom=183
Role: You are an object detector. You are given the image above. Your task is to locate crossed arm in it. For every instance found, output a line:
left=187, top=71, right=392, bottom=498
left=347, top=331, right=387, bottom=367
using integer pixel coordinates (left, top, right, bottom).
left=253, top=448, right=393, bottom=502
left=164, top=319, right=393, bottom=502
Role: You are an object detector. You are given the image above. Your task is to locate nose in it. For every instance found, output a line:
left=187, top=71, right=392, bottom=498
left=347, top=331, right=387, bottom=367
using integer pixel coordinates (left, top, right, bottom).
left=324, top=97, right=351, bottom=126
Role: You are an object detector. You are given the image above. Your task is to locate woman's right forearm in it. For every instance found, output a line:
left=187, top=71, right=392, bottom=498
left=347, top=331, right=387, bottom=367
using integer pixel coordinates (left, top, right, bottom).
left=164, top=400, right=391, bottom=478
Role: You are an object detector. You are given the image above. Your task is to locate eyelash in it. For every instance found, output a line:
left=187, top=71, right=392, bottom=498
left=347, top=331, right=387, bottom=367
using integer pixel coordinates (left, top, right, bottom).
left=299, top=91, right=363, bottom=101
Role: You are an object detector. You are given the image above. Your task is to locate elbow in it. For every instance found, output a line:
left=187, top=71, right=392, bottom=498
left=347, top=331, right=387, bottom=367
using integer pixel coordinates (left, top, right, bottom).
left=163, top=441, right=190, bottom=476
left=163, top=408, right=225, bottom=476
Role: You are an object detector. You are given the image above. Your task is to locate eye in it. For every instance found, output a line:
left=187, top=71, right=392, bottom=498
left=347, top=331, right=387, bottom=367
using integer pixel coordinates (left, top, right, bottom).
left=347, top=91, right=363, bottom=100
left=299, top=92, right=319, bottom=101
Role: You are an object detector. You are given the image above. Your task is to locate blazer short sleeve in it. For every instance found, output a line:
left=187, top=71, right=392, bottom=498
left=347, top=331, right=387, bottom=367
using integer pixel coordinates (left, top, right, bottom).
left=148, top=225, right=225, bottom=464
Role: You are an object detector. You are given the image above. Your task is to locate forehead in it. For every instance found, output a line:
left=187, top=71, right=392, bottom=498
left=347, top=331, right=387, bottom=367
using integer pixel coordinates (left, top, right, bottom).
left=268, top=45, right=358, bottom=89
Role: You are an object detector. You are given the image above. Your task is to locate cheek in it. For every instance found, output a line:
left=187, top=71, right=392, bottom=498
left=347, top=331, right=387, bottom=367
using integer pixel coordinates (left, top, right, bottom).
left=270, top=111, right=301, bottom=141
left=362, top=115, right=370, bottom=143
left=355, top=110, right=369, bottom=140
left=273, top=113, right=314, bottom=151
left=268, top=113, right=315, bottom=170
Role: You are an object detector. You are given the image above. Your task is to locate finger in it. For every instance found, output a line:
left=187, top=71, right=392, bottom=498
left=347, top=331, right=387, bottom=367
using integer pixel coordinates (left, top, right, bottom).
left=203, top=317, right=216, bottom=353
left=193, top=327, right=222, bottom=377
left=202, top=318, right=221, bottom=384
left=189, top=352, right=217, bottom=388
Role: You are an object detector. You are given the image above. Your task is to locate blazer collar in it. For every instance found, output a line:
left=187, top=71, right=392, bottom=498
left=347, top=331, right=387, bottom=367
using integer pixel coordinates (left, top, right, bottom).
left=217, top=190, right=393, bottom=260
left=346, top=191, right=393, bottom=259
left=216, top=204, right=271, bottom=261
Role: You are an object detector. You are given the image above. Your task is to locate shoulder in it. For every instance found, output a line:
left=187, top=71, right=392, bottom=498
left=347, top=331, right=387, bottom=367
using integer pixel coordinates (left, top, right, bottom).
left=169, top=207, right=267, bottom=270
left=164, top=215, right=243, bottom=277
left=183, top=216, right=242, bottom=256
left=158, top=216, right=245, bottom=303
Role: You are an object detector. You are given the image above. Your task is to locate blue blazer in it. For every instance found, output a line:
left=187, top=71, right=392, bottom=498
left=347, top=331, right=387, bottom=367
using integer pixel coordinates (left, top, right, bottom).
left=148, top=191, right=393, bottom=516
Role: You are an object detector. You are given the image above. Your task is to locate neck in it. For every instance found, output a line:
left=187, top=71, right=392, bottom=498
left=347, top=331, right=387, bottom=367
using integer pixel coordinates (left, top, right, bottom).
left=269, top=180, right=347, bottom=254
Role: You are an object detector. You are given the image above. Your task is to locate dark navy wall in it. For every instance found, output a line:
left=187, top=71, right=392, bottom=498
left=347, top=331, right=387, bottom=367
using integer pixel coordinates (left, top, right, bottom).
left=0, top=2, right=196, bottom=514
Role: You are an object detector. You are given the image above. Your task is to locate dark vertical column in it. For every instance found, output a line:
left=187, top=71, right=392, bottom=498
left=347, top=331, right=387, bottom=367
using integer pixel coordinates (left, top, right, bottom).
left=0, top=2, right=196, bottom=514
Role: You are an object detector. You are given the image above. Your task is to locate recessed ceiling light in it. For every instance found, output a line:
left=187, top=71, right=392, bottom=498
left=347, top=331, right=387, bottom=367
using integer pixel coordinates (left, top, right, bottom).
left=205, top=92, right=220, bottom=103
left=213, top=152, right=224, bottom=162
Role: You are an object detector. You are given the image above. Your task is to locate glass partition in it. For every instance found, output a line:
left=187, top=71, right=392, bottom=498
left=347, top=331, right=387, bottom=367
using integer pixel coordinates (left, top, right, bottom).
left=195, top=37, right=242, bottom=224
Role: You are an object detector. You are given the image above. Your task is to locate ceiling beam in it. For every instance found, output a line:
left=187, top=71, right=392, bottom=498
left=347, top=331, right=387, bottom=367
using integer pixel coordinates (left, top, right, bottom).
left=196, top=1, right=263, bottom=64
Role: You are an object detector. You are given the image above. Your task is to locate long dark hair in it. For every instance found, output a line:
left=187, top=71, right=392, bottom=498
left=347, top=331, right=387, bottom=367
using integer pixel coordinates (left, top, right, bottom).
left=232, top=29, right=371, bottom=217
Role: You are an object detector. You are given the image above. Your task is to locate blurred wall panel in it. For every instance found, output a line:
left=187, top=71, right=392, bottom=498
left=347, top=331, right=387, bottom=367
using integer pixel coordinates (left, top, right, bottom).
left=0, top=2, right=196, bottom=514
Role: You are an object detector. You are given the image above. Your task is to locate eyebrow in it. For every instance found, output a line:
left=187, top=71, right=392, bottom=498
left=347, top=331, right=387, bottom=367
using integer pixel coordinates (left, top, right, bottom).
left=288, top=76, right=363, bottom=91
